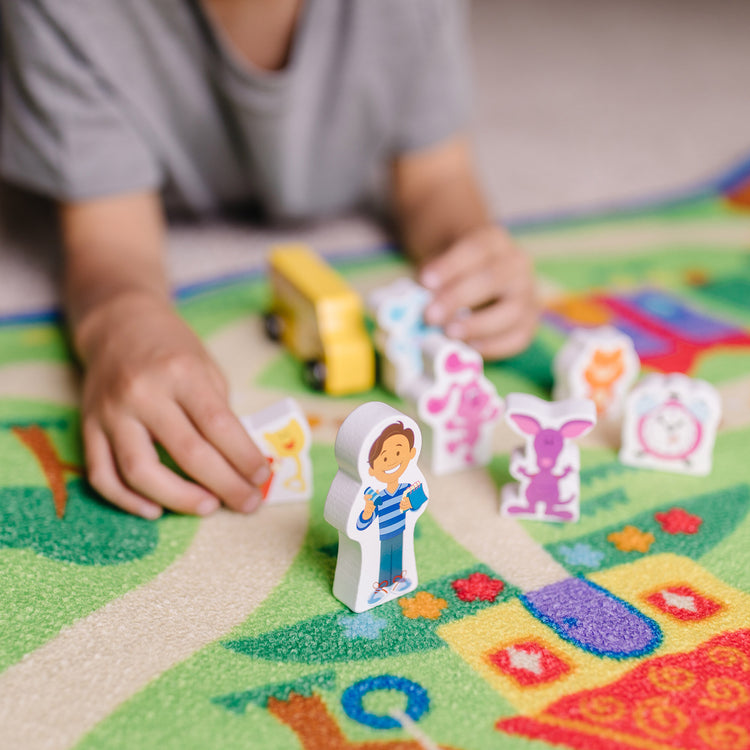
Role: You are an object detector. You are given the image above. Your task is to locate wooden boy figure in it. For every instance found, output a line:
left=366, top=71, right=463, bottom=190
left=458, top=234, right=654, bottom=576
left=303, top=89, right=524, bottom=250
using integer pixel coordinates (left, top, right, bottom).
left=325, top=402, right=429, bottom=612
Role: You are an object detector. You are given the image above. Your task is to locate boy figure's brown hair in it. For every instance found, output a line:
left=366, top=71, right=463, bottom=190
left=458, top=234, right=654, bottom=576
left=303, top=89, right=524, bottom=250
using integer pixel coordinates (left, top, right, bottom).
left=368, top=422, right=415, bottom=467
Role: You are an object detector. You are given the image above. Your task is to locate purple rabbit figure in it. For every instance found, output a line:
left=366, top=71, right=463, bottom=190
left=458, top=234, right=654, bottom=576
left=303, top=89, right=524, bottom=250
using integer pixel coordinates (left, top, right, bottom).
left=508, top=413, right=594, bottom=521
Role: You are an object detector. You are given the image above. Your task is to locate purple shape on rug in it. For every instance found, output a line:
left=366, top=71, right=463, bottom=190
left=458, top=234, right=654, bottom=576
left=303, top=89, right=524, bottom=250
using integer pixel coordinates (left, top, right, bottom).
left=520, top=576, right=662, bottom=659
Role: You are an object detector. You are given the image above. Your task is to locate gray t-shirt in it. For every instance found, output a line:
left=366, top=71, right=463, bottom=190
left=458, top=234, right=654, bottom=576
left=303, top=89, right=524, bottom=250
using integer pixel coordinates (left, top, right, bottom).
left=0, top=0, right=470, bottom=221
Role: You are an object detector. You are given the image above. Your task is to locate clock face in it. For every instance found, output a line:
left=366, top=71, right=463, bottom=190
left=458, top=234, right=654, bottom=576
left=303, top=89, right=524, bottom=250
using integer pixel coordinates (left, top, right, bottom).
left=638, top=401, right=701, bottom=459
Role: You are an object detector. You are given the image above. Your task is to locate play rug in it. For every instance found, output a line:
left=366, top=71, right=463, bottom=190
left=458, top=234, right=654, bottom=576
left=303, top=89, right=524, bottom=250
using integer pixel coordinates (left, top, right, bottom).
left=2, top=161, right=750, bottom=750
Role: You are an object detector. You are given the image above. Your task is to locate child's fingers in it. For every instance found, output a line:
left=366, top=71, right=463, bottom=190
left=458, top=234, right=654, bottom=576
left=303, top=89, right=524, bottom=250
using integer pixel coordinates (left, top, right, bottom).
left=451, top=283, right=538, bottom=360
left=419, top=232, right=496, bottom=291
left=143, top=402, right=263, bottom=514
left=470, top=328, right=536, bottom=361
left=421, top=230, right=533, bottom=327
left=446, top=298, right=522, bottom=341
left=426, top=259, right=506, bottom=326
left=420, top=245, right=488, bottom=324
left=108, top=417, right=221, bottom=516
left=83, top=419, right=164, bottom=520
left=444, top=269, right=538, bottom=339
left=177, top=382, right=271, bottom=489
left=464, top=305, right=539, bottom=360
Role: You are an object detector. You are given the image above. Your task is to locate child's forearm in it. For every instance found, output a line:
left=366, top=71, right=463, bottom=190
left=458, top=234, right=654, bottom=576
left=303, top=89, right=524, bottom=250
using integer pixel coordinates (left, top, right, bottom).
left=391, top=134, right=538, bottom=360
left=58, top=190, right=272, bottom=519
left=60, top=191, right=171, bottom=361
left=392, top=135, right=493, bottom=266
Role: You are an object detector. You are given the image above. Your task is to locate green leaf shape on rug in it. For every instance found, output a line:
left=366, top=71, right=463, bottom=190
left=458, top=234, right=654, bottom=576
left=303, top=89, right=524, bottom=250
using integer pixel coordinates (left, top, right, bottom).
left=579, top=488, right=631, bottom=518
left=224, top=565, right=517, bottom=664
left=547, top=483, right=750, bottom=577
left=213, top=670, right=337, bottom=714
left=0, top=478, right=159, bottom=565
left=579, top=461, right=638, bottom=486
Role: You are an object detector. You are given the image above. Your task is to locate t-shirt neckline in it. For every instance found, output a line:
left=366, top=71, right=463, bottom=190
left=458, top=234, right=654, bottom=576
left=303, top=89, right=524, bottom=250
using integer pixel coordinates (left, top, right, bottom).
left=188, top=0, right=314, bottom=90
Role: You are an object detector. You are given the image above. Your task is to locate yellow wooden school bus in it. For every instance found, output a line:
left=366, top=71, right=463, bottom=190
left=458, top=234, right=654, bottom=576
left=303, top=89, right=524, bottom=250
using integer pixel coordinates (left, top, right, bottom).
left=264, top=244, right=375, bottom=395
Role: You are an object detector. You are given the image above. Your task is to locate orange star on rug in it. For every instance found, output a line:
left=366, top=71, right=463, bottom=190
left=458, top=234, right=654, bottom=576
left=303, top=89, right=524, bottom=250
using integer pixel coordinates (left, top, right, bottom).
left=398, top=591, right=448, bottom=620
left=607, top=525, right=656, bottom=553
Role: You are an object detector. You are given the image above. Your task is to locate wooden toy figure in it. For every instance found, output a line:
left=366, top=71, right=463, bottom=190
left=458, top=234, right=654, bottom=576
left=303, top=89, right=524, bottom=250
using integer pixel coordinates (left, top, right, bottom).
left=407, top=333, right=503, bottom=475
left=241, top=398, right=313, bottom=503
left=368, top=277, right=439, bottom=396
left=619, top=373, right=722, bottom=476
left=554, top=326, right=639, bottom=419
left=501, top=393, right=596, bottom=522
left=324, top=402, right=429, bottom=612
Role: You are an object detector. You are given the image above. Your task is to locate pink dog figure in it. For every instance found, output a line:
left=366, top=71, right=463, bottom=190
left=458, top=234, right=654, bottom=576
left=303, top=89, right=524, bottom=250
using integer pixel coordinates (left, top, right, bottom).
left=407, top=335, right=503, bottom=476
left=501, top=393, right=596, bottom=522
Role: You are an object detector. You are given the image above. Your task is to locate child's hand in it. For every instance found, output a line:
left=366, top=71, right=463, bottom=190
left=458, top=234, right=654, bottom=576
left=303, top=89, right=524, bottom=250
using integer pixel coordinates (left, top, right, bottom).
left=78, top=293, right=271, bottom=520
left=418, top=225, right=538, bottom=360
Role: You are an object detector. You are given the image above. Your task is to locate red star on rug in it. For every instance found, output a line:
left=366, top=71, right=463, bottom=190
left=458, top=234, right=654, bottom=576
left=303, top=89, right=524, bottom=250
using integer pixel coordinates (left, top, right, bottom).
left=654, top=507, right=703, bottom=535
left=452, top=572, right=505, bottom=603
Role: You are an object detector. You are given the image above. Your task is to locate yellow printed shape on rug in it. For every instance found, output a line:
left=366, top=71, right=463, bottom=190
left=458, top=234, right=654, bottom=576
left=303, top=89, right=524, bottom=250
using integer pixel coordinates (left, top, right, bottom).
left=589, top=553, right=748, bottom=646
left=437, top=553, right=750, bottom=715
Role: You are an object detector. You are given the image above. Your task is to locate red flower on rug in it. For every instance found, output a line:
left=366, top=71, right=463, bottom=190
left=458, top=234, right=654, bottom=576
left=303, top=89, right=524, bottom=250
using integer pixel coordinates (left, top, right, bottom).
left=654, top=508, right=703, bottom=535
left=452, top=572, right=505, bottom=603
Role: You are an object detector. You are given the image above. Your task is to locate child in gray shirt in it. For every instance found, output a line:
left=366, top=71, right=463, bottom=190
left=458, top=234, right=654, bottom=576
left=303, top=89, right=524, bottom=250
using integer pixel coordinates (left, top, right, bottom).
left=1, top=0, right=537, bottom=519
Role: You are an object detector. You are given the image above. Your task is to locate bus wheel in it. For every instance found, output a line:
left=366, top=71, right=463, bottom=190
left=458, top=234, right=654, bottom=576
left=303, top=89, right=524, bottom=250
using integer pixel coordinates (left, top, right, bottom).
left=304, top=360, right=326, bottom=391
left=263, top=313, right=283, bottom=341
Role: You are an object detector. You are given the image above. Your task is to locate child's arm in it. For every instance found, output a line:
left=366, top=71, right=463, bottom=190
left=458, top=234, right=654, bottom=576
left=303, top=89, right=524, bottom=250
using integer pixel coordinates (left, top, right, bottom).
left=392, top=135, right=538, bottom=360
left=61, top=191, right=271, bottom=519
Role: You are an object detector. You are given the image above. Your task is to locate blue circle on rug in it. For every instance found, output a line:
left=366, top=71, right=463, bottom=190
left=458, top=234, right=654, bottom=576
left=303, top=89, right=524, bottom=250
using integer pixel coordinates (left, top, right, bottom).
left=341, top=674, right=429, bottom=730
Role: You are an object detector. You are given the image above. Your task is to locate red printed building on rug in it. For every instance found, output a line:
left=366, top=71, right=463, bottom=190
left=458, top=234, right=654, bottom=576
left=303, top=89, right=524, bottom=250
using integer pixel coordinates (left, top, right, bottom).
left=497, top=628, right=750, bottom=750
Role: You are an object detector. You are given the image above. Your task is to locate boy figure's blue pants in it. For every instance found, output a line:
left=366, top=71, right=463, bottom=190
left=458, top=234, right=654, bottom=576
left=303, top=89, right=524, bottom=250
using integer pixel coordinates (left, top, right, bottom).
left=379, top=534, right=404, bottom=586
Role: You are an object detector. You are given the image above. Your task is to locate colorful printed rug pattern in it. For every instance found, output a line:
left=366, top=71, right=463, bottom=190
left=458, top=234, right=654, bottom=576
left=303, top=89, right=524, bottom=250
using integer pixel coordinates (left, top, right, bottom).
left=2, top=162, right=750, bottom=749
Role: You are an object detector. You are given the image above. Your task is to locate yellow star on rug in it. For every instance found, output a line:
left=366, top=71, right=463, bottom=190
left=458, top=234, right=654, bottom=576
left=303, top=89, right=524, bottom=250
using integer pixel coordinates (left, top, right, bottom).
left=607, top=525, right=655, bottom=553
left=398, top=591, right=448, bottom=620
